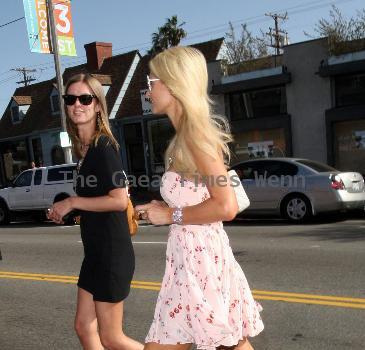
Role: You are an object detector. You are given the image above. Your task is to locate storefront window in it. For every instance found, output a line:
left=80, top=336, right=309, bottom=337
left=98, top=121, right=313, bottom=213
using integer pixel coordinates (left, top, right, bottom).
left=335, top=73, right=365, bottom=107
left=147, top=118, right=174, bottom=175
left=2, top=140, right=29, bottom=181
left=232, top=128, right=286, bottom=163
left=32, top=137, right=43, bottom=167
left=229, top=86, right=287, bottom=120
left=334, top=119, right=365, bottom=175
left=124, top=123, right=145, bottom=176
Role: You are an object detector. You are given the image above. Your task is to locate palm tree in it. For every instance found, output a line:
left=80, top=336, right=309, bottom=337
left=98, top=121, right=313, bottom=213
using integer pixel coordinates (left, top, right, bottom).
left=148, top=15, right=187, bottom=55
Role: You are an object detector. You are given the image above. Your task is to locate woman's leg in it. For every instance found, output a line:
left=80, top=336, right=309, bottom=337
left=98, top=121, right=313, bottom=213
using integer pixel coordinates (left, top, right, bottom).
left=96, top=300, right=144, bottom=350
left=74, top=287, right=103, bottom=350
left=234, top=338, right=254, bottom=350
left=144, top=342, right=192, bottom=350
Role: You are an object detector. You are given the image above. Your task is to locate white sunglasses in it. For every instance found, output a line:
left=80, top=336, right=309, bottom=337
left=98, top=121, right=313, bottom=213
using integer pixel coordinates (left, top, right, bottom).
left=147, top=75, right=160, bottom=91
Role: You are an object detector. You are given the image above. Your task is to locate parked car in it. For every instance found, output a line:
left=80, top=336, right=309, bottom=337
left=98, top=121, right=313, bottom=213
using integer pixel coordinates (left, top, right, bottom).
left=230, top=158, right=365, bottom=222
left=0, top=164, right=76, bottom=225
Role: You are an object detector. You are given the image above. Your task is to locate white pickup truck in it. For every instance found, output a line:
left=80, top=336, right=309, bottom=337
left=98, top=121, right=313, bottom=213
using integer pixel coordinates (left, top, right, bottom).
left=0, top=164, right=77, bottom=225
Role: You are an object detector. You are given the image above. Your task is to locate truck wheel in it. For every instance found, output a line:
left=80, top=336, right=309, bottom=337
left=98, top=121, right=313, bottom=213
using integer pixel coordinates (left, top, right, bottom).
left=0, top=202, right=10, bottom=225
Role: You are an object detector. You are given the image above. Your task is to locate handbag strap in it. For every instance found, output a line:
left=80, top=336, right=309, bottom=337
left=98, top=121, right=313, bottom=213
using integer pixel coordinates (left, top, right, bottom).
left=121, top=170, right=130, bottom=197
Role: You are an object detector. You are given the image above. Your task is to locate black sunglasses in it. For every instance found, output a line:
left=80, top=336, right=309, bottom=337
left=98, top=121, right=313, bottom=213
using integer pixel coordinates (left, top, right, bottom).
left=62, top=94, right=96, bottom=106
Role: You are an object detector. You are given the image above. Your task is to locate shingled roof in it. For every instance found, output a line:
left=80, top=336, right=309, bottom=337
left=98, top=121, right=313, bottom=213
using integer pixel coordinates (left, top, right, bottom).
left=0, top=79, right=59, bottom=139
left=0, top=38, right=224, bottom=138
left=0, top=49, right=140, bottom=139
left=12, top=96, right=32, bottom=106
left=63, top=50, right=140, bottom=115
left=190, top=37, right=224, bottom=62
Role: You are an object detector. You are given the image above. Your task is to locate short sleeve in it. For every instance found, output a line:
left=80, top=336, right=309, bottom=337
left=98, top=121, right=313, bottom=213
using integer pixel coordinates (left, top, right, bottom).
left=93, top=137, right=126, bottom=194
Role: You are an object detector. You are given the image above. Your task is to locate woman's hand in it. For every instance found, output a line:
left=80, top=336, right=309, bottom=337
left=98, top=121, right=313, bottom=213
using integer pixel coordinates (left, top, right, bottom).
left=150, top=200, right=168, bottom=208
left=47, top=197, right=74, bottom=224
left=135, top=201, right=172, bottom=225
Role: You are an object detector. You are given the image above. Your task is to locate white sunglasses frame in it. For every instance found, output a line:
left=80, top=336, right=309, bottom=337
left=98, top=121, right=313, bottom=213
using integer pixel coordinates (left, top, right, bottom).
left=147, top=75, right=160, bottom=91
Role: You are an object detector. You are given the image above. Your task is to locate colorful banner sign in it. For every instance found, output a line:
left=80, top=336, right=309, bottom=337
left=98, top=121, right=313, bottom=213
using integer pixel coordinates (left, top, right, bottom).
left=23, top=0, right=77, bottom=56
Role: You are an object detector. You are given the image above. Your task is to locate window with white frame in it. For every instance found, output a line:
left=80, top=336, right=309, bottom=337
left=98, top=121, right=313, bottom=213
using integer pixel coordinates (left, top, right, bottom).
left=10, top=100, right=30, bottom=124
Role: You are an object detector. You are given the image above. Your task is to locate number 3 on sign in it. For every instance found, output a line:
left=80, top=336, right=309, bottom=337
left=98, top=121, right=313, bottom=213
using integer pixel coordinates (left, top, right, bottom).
left=55, top=4, right=70, bottom=34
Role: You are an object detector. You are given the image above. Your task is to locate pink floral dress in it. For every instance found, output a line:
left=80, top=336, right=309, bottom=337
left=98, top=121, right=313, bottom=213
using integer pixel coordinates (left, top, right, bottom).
left=145, top=171, right=264, bottom=349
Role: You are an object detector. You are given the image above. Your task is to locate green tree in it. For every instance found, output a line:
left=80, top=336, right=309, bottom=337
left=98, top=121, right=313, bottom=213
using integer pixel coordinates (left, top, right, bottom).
left=306, top=5, right=365, bottom=55
left=223, top=22, right=269, bottom=64
left=148, top=15, right=187, bottom=55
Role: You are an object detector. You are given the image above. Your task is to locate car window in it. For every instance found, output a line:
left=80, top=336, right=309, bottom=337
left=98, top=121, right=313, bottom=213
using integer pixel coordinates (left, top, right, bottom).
left=232, top=161, right=267, bottom=180
left=296, top=159, right=337, bottom=172
left=47, top=166, right=76, bottom=182
left=34, top=170, right=43, bottom=186
left=265, top=161, right=298, bottom=177
left=14, top=171, right=33, bottom=187
left=232, top=161, right=298, bottom=180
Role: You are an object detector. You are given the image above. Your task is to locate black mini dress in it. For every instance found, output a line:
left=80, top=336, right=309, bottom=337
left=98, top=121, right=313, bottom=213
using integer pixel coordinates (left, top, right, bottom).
left=75, top=135, right=134, bottom=302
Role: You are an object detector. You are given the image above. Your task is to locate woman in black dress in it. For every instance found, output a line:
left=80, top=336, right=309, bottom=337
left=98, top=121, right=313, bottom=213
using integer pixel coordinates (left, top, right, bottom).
left=47, top=73, right=143, bottom=350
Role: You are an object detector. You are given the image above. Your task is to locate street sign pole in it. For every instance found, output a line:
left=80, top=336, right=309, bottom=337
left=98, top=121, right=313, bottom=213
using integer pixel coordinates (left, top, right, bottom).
left=46, top=0, right=73, bottom=164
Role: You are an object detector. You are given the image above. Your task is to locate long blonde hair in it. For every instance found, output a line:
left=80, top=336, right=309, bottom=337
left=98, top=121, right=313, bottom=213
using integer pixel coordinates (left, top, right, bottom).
left=64, top=73, right=119, bottom=159
left=149, top=46, right=232, bottom=175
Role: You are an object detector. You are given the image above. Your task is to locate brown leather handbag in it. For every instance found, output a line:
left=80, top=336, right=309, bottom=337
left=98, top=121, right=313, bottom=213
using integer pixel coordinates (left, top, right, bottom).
left=126, top=197, right=138, bottom=236
left=122, top=170, right=138, bottom=236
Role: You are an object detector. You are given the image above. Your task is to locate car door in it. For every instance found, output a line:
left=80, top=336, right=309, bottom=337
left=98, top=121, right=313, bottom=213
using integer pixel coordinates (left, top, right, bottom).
left=30, top=169, right=45, bottom=208
left=8, top=170, right=34, bottom=209
left=232, top=161, right=268, bottom=211
left=232, top=160, right=298, bottom=212
left=263, top=161, right=299, bottom=209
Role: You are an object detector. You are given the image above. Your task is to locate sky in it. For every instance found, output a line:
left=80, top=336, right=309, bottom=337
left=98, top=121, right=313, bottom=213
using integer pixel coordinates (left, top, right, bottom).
left=0, top=0, right=364, bottom=116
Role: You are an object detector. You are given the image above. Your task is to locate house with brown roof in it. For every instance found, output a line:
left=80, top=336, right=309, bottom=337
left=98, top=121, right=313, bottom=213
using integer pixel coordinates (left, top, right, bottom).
left=0, top=42, right=141, bottom=185
left=0, top=38, right=226, bottom=187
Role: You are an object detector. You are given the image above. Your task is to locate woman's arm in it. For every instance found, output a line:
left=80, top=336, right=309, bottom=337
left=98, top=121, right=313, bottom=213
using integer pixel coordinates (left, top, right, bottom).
left=70, top=187, right=128, bottom=212
left=136, top=146, right=238, bottom=225
left=48, top=188, right=128, bottom=224
left=180, top=147, right=238, bottom=224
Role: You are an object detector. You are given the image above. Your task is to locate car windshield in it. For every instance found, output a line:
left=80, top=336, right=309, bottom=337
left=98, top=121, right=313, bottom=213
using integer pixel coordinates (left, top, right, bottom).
left=296, top=159, right=337, bottom=172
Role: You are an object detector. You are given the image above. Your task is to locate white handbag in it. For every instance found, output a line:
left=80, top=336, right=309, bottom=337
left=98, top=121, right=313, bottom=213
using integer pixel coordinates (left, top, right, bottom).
left=228, top=169, right=250, bottom=213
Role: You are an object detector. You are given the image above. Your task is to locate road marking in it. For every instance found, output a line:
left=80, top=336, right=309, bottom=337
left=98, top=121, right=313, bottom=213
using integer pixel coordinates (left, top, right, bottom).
left=1, top=271, right=364, bottom=310
left=132, top=242, right=167, bottom=244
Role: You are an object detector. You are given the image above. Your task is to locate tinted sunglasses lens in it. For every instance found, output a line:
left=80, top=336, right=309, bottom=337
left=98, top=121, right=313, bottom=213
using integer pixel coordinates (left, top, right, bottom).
left=63, top=95, right=77, bottom=105
left=78, top=95, right=94, bottom=105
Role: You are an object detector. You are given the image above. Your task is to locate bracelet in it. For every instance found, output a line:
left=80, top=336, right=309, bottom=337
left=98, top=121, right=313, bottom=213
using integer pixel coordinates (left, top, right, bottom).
left=172, top=206, right=183, bottom=225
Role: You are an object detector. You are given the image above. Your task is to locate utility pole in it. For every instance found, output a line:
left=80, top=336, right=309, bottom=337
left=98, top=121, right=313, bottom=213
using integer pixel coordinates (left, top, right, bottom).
left=265, top=12, right=289, bottom=63
left=46, top=0, right=73, bottom=164
left=11, top=67, right=36, bottom=87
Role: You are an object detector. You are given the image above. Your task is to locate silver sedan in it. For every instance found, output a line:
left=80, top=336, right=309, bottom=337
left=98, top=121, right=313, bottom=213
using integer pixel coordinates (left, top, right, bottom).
left=230, top=158, right=365, bottom=222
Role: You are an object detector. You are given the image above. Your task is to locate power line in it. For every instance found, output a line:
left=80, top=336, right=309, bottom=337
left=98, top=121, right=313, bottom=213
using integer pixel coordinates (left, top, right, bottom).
left=11, top=68, right=37, bottom=87
left=0, top=17, right=24, bottom=28
left=0, top=0, right=357, bottom=76
left=265, top=12, right=289, bottom=56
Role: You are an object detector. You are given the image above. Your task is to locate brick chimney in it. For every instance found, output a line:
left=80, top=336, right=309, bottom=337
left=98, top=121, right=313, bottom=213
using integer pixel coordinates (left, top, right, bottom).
left=84, top=42, right=112, bottom=71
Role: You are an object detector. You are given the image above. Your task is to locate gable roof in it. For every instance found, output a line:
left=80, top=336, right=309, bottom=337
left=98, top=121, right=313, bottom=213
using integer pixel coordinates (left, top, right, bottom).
left=0, top=79, right=59, bottom=139
left=190, top=37, right=224, bottom=62
left=0, top=38, right=224, bottom=139
left=63, top=50, right=140, bottom=115
left=12, top=96, right=32, bottom=106
left=0, top=50, right=140, bottom=140
left=115, top=38, right=225, bottom=119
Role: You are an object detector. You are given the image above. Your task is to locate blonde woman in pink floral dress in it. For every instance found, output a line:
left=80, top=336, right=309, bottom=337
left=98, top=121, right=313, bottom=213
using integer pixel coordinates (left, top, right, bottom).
left=135, top=46, right=264, bottom=350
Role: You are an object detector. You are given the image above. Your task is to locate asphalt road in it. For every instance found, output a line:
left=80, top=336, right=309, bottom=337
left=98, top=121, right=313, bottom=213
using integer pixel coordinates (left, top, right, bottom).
left=0, top=215, right=364, bottom=350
